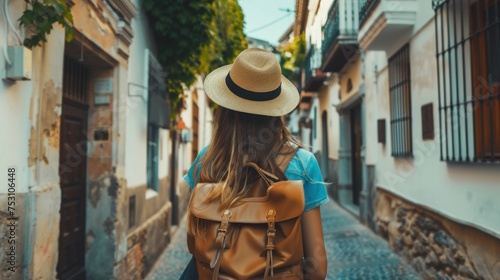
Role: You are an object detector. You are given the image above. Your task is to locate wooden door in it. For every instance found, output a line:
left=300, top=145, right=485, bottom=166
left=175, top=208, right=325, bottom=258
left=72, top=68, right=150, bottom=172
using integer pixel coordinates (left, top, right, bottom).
left=351, top=105, right=362, bottom=206
left=57, top=57, right=88, bottom=280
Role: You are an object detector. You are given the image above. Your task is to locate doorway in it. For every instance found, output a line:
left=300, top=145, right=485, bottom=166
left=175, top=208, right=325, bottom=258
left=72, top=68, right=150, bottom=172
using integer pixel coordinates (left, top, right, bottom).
left=57, top=56, right=89, bottom=279
left=350, top=104, right=362, bottom=206
left=321, top=111, right=329, bottom=179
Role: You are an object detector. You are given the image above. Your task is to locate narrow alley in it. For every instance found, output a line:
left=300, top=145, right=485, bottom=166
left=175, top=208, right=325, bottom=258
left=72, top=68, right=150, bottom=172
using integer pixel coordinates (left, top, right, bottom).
left=1, top=0, right=499, bottom=279
left=146, top=199, right=421, bottom=280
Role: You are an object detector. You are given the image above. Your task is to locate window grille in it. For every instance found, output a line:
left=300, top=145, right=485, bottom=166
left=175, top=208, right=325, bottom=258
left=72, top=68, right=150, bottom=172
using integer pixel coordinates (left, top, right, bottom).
left=433, top=0, right=500, bottom=163
left=63, top=56, right=89, bottom=104
left=389, top=44, right=413, bottom=157
left=359, top=0, right=380, bottom=27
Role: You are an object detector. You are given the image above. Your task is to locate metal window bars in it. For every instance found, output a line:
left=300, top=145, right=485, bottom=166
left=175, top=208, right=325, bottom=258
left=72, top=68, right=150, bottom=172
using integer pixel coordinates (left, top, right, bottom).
left=63, top=56, right=89, bottom=104
left=434, top=0, right=500, bottom=163
left=359, top=0, right=380, bottom=28
left=389, top=44, right=413, bottom=157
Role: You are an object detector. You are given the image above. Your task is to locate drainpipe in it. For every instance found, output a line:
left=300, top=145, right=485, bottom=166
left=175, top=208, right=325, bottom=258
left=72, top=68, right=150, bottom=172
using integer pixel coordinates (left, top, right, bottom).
left=169, top=128, right=179, bottom=226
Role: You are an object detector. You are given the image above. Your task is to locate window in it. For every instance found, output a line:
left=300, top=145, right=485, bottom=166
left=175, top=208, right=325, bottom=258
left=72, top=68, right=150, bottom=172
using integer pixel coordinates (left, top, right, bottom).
left=433, top=0, right=500, bottom=163
left=146, top=50, right=169, bottom=190
left=389, top=44, right=412, bottom=157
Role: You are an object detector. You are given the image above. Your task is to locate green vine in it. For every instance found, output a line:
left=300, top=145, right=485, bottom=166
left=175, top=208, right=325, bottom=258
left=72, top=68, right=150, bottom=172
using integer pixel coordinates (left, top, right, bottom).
left=279, top=34, right=306, bottom=85
left=143, top=0, right=246, bottom=120
left=18, top=0, right=74, bottom=48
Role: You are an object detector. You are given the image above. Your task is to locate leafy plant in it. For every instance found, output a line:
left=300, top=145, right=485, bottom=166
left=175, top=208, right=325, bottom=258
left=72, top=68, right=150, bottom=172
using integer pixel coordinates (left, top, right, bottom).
left=18, top=0, right=74, bottom=48
left=279, top=34, right=306, bottom=84
left=143, top=0, right=246, bottom=118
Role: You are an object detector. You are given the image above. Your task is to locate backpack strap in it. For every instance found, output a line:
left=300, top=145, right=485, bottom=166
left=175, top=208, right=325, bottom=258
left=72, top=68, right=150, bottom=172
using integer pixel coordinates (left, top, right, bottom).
left=275, top=142, right=299, bottom=173
left=245, top=143, right=299, bottom=184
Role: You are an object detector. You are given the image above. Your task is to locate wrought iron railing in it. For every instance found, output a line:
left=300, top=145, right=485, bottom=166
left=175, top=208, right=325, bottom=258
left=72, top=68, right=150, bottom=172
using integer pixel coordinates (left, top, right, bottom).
left=304, top=47, right=322, bottom=86
left=433, top=0, right=500, bottom=163
left=388, top=45, right=413, bottom=157
left=322, top=3, right=340, bottom=58
left=359, top=0, right=380, bottom=27
left=322, top=1, right=358, bottom=58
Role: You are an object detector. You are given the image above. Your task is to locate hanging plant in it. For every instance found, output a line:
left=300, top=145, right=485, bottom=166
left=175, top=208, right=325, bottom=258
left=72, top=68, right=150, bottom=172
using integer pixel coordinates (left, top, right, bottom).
left=18, top=0, right=74, bottom=48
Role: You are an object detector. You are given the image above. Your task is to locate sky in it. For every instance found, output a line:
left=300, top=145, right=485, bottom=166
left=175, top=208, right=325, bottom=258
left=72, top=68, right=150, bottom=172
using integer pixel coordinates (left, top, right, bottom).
left=238, top=0, right=296, bottom=46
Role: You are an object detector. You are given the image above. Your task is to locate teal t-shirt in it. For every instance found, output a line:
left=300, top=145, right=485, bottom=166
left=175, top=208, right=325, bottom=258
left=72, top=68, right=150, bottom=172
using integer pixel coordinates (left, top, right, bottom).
left=183, top=146, right=329, bottom=211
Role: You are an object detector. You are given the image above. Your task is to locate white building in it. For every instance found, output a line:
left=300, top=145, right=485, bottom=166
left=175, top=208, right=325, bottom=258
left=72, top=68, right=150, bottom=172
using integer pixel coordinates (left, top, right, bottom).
left=297, top=0, right=500, bottom=278
left=0, top=0, right=207, bottom=278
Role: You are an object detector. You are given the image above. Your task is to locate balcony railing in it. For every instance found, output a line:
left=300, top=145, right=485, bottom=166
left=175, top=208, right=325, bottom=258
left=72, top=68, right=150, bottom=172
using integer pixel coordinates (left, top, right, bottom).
left=322, top=4, right=341, bottom=58
left=359, top=0, right=380, bottom=27
left=303, top=47, right=325, bottom=91
left=320, top=1, right=358, bottom=72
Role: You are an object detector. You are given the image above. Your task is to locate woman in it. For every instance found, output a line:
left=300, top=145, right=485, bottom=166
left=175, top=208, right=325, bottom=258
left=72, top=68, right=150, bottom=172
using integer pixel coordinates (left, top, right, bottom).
left=181, top=48, right=328, bottom=279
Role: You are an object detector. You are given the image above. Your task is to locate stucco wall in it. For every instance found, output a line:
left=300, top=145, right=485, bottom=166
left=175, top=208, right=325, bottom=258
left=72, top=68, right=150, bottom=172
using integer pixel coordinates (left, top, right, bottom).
left=371, top=19, right=500, bottom=237
left=0, top=0, right=67, bottom=273
left=126, top=4, right=157, bottom=187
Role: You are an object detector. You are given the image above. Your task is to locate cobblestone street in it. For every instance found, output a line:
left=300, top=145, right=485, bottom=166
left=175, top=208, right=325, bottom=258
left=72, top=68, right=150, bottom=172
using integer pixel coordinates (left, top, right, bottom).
left=146, top=199, right=422, bottom=280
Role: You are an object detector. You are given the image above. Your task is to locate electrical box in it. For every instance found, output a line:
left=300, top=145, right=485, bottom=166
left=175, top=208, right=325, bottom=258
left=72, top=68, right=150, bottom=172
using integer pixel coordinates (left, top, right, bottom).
left=6, top=46, right=32, bottom=81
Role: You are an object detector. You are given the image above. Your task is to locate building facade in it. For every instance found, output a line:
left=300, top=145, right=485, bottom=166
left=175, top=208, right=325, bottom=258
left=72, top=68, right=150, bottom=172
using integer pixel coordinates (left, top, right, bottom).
left=297, top=0, right=500, bottom=278
left=0, top=0, right=184, bottom=279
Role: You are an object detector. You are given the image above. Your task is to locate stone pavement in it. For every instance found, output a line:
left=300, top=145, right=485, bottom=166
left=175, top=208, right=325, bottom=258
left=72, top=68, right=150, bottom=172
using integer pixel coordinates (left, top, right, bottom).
left=146, top=199, right=422, bottom=280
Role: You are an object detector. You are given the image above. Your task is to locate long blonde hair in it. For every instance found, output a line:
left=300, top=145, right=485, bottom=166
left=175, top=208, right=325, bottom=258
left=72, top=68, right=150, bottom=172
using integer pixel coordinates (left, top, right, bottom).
left=187, top=106, right=301, bottom=235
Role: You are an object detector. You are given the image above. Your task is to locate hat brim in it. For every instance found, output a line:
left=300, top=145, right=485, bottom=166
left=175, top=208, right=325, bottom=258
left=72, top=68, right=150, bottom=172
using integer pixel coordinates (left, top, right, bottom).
left=203, top=64, right=299, bottom=117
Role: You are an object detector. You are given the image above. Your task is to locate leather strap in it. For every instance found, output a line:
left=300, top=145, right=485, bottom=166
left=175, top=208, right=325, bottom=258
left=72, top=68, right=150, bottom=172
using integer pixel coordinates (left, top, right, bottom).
left=244, top=162, right=279, bottom=186
left=276, top=142, right=299, bottom=172
left=264, top=209, right=277, bottom=279
left=210, top=210, right=232, bottom=280
left=245, top=142, right=299, bottom=186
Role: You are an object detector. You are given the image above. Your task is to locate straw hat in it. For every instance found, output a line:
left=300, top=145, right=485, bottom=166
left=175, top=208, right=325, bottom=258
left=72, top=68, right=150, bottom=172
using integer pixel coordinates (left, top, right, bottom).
left=203, top=48, right=299, bottom=116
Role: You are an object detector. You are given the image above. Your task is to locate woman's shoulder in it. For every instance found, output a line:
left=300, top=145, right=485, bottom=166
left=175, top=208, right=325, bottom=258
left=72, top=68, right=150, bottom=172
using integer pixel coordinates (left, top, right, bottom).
left=294, top=147, right=314, bottom=159
left=285, top=148, right=316, bottom=175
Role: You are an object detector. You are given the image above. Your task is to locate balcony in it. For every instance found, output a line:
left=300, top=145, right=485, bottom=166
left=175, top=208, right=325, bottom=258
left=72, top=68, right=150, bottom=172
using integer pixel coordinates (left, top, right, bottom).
left=303, top=47, right=325, bottom=92
left=359, top=0, right=380, bottom=27
left=358, top=0, right=418, bottom=52
left=320, top=0, right=359, bottom=73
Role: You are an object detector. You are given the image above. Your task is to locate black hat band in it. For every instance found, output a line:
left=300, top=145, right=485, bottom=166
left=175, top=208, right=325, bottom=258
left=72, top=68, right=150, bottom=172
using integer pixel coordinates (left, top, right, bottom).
left=225, top=73, right=281, bottom=101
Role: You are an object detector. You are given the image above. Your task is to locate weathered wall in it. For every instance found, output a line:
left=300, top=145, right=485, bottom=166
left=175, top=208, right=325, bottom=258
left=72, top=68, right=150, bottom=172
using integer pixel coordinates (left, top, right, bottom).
left=86, top=175, right=125, bottom=279
left=68, top=0, right=137, bottom=278
left=0, top=0, right=66, bottom=271
left=371, top=15, right=500, bottom=239
left=375, top=189, right=500, bottom=280
left=126, top=202, right=171, bottom=279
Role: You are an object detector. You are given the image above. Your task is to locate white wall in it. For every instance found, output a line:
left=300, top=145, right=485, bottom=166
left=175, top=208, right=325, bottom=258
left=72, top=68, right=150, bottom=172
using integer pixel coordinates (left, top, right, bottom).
left=327, top=76, right=340, bottom=160
left=126, top=1, right=157, bottom=187
left=310, top=99, right=320, bottom=153
left=196, top=76, right=213, bottom=149
left=0, top=0, right=64, bottom=193
left=0, top=0, right=30, bottom=194
left=288, top=109, right=301, bottom=138
left=371, top=20, right=500, bottom=237
left=179, top=75, right=213, bottom=178
left=363, top=52, right=381, bottom=165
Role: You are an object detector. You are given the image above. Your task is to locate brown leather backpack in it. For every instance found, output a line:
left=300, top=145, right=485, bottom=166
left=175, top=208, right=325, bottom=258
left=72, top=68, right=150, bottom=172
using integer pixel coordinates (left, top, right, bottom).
left=187, top=146, right=304, bottom=280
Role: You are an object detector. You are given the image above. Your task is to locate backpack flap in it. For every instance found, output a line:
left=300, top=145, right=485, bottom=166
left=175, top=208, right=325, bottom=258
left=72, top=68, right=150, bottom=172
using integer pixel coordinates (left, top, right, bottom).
left=190, top=180, right=304, bottom=223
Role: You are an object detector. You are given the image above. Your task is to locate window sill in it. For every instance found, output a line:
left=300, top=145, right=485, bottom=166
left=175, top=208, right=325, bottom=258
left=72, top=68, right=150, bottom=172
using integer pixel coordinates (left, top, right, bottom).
left=145, top=188, right=158, bottom=200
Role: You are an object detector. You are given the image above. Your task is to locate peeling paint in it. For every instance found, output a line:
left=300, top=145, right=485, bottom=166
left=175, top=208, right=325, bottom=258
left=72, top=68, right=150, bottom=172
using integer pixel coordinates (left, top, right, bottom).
left=89, top=180, right=102, bottom=208
left=49, top=118, right=61, bottom=149
left=28, top=126, right=39, bottom=166
left=28, top=80, right=62, bottom=166
left=103, top=217, right=114, bottom=238
left=108, top=176, right=119, bottom=198
left=86, top=230, right=95, bottom=252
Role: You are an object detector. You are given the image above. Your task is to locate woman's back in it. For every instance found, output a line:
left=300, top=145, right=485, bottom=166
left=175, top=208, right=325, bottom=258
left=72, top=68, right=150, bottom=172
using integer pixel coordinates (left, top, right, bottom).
left=181, top=48, right=328, bottom=279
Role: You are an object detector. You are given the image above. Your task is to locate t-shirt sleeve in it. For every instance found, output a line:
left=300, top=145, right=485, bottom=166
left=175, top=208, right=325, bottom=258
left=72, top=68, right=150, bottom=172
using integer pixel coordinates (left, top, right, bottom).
left=302, top=153, right=329, bottom=211
left=285, top=149, right=329, bottom=211
left=183, top=146, right=208, bottom=189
